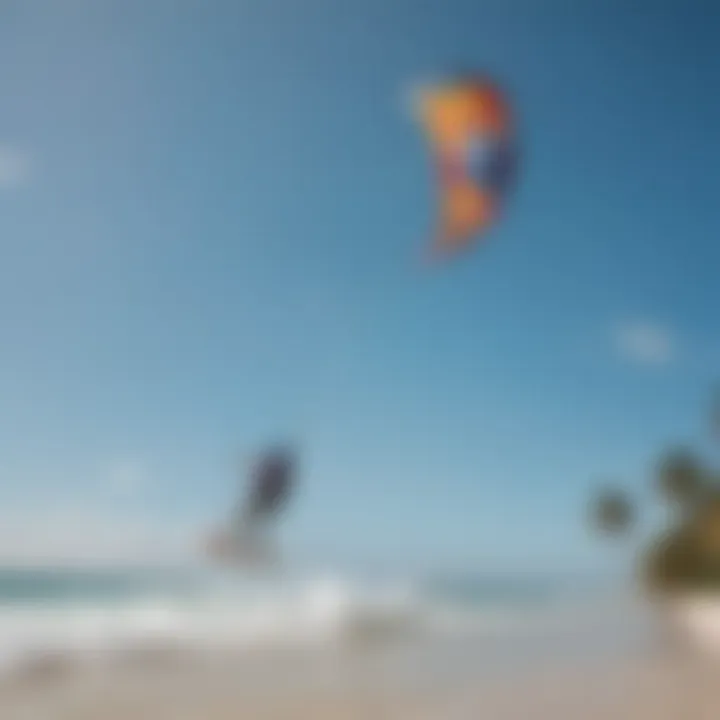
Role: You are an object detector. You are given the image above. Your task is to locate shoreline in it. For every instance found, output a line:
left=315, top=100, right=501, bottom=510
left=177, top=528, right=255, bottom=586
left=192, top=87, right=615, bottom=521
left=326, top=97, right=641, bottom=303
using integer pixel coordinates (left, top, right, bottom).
left=0, top=632, right=718, bottom=720
left=0, top=568, right=710, bottom=718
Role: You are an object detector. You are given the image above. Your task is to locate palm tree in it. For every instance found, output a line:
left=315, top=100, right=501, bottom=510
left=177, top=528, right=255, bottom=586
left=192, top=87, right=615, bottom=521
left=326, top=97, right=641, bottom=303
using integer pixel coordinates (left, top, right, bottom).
left=590, top=488, right=634, bottom=537
left=691, top=492, right=720, bottom=556
left=710, top=386, right=720, bottom=442
left=643, top=525, right=700, bottom=593
left=655, top=448, right=706, bottom=510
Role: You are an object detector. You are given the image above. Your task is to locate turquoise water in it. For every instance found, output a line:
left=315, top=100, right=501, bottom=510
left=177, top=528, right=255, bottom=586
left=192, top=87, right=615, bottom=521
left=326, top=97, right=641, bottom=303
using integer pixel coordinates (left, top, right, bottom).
left=0, top=566, right=589, bottom=607
left=0, top=566, right=632, bottom=674
left=0, top=567, right=200, bottom=605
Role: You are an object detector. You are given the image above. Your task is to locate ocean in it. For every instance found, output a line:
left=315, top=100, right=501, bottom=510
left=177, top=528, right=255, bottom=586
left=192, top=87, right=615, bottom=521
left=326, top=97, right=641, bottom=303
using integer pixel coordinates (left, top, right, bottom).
left=0, top=566, right=647, bottom=679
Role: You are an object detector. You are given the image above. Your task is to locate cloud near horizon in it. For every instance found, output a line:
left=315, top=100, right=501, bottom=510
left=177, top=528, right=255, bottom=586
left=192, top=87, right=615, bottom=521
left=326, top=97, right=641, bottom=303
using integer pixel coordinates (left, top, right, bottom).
left=0, top=459, right=198, bottom=566
left=0, top=506, right=197, bottom=566
left=105, top=459, right=150, bottom=500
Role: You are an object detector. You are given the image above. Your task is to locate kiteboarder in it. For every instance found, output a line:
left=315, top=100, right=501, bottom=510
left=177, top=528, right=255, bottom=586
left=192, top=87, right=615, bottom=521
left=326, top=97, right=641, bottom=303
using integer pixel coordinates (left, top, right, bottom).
left=205, top=445, right=297, bottom=569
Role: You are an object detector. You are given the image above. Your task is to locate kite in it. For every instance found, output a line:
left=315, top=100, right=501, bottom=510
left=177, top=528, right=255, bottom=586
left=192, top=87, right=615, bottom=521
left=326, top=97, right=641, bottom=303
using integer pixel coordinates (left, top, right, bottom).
left=415, top=75, right=518, bottom=258
left=205, top=445, right=298, bottom=568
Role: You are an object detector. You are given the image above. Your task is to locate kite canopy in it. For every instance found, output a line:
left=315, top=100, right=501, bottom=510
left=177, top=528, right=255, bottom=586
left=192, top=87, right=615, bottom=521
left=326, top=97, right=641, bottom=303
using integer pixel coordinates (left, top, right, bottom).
left=206, top=445, right=298, bottom=568
left=415, top=75, right=518, bottom=257
left=239, top=445, right=296, bottom=524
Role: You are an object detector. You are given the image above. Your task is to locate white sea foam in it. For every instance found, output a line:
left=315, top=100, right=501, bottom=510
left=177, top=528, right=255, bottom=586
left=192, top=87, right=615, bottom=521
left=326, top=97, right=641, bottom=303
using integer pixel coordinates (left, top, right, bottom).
left=0, top=570, right=634, bottom=677
left=0, top=575, right=424, bottom=674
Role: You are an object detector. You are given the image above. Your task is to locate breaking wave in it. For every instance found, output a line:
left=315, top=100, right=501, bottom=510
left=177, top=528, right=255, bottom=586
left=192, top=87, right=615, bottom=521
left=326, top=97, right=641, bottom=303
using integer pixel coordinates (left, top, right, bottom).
left=0, top=568, right=630, bottom=676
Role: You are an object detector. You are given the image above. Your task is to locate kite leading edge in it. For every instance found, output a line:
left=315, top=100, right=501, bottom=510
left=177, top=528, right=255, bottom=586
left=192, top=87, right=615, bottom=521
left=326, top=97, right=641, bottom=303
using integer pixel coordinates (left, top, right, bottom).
left=205, top=445, right=298, bottom=569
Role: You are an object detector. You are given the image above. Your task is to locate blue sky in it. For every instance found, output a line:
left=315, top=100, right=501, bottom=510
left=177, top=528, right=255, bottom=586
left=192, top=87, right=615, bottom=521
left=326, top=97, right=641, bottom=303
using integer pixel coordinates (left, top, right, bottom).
left=0, top=0, right=718, bottom=570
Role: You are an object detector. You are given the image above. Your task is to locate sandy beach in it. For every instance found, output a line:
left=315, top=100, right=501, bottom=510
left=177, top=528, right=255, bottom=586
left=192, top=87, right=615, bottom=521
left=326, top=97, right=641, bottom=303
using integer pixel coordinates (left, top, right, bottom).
left=1, top=628, right=718, bottom=720
left=0, top=568, right=709, bottom=719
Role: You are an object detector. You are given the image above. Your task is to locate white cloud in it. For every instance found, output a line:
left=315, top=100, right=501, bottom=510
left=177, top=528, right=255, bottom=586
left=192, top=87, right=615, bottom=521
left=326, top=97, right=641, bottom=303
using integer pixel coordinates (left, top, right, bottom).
left=613, top=320, right=675, bottom=366
left=0, top=145, right=32, bottom=188
left=0, top=506, right=197, bottom=567
left=0, top=459, right=207, bottom=566
left=105, top=459, right=149, bottom=499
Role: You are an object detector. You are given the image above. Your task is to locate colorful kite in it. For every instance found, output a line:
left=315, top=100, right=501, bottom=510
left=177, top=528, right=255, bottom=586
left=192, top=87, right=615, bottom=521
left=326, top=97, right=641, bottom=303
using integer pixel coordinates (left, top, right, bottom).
left=415, top=75, right=518, bottom=258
